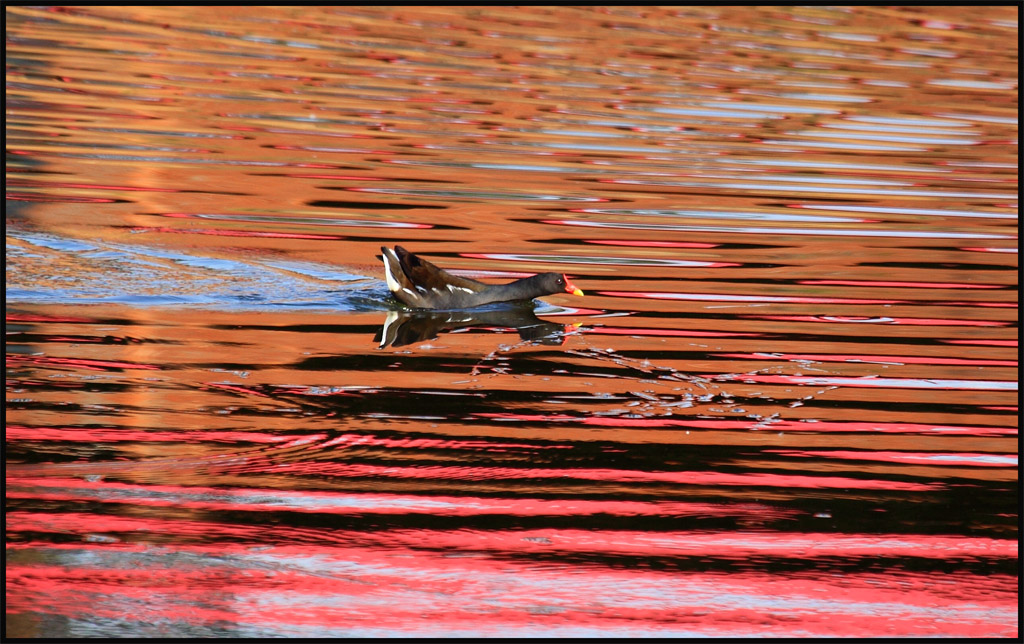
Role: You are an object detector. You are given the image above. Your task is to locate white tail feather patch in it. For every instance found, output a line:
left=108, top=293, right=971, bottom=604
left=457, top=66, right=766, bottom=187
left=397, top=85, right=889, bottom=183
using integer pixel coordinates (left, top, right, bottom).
left=382, top=252, right=402, bottom=293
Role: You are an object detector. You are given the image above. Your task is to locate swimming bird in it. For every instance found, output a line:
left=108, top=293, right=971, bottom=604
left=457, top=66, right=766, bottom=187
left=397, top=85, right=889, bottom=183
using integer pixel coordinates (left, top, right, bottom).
left=381, top=245, right=583, bottom=309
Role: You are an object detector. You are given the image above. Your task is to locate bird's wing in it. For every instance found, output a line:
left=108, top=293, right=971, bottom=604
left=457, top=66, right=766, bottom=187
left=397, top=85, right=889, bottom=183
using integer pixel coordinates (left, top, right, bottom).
left=394, top=246, right=487, bottom=293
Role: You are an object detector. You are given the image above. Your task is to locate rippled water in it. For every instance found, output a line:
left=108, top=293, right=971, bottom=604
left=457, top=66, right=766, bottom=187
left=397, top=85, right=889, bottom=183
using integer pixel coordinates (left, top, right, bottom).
left=5, top=5, right=1018, bottom=638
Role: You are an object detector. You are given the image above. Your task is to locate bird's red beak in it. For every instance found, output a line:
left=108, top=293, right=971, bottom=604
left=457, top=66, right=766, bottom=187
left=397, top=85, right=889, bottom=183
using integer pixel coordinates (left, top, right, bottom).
left=563, top=275, right=584, bottom=296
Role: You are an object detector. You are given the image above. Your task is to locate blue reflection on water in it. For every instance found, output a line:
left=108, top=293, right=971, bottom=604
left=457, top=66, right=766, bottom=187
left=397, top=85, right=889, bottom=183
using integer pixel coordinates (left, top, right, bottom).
left=6, top=229, right=380, bottom=311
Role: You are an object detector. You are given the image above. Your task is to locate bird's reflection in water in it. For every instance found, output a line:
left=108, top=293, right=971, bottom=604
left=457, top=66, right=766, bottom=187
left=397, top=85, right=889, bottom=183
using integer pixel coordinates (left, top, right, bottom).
left=375, top=306, right=574, bottom=348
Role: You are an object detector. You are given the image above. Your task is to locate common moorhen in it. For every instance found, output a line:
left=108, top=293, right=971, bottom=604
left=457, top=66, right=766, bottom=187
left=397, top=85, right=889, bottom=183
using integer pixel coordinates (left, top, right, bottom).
left=381, top=245, right=584, bottom=309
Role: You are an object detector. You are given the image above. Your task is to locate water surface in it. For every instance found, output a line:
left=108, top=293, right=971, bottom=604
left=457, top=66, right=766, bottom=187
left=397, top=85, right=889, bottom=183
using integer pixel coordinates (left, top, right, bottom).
left=5, top=5, right=1018, bottom=638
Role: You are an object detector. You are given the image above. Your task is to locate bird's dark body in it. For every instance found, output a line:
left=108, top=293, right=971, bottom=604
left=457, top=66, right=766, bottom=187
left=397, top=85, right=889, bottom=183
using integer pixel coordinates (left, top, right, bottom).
left=381, top=246, right=583, bottom=309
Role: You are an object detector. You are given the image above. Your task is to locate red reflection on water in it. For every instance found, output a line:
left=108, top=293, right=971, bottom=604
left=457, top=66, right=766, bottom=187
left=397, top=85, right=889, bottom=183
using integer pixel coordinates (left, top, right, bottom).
left=270, top=145, right=397, bottom=154
left=132, top=226, right=345, bottom=240
left=586, top=327, right=761, bottom=337
left=448, top=269, right=536, bottom=278
left=5, top=425, right=297, bottom=444
left=7, top=513, right=1018, bottom=560
left=202, top=382, right=271, bottom=397
left=6, top=549, right=1017, bottom=638
left=600, top=291, right=903, bottom=305
left=7, top=192, right=117, bottom=203
left=767, top=449, right=1016, bottom=468
left=798, top=279, right=1002, bottom=289
left=711, top=373, right=1015, bottom=391
left=6, top=354, right=160, bottom=371
left=318, top=433, right=573, bottom=452
left=5, top=477, right=799, bottom=520
left=716, top=352, right=1017, bottom=366
left=5, top=514, right=1018, bottom=637
left=40, top=336, right=106, bottom=343
left=473, top=413, right=1017, bottom=436
left=254, top=462, right=940, bottom=491
left=960, top=246, right=1018, bottom=253
left=7, top=179, right=180, bottom=192
left=743, top=314, right=1008, bottom=326
left=160, top=211, right=434, bottom=229
left=6, top=314, right=96, bottom=323
left=584, top=239, right=719, bottom=248
left=458, top=252, right=736, bottom=268
left=283, top=174, right=384, bottom=180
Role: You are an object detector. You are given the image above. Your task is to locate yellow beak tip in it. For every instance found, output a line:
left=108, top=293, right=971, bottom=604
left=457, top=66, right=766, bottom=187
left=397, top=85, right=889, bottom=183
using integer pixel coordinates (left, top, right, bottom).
left=572, top=288, right=584, bottom=296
